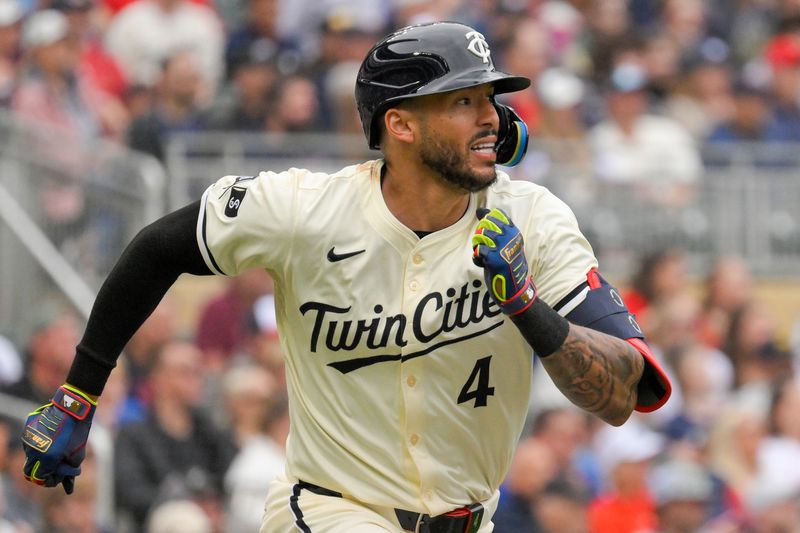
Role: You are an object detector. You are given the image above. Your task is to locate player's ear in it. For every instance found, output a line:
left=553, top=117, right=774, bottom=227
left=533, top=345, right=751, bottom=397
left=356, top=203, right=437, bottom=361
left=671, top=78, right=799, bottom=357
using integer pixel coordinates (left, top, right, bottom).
left=384, top=108, right=416, bottom=145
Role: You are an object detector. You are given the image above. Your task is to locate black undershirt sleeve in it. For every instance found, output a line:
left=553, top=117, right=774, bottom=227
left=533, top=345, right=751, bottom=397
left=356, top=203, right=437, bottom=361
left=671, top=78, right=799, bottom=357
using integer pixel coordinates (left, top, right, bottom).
left=66, top=201, right=213, bottom=395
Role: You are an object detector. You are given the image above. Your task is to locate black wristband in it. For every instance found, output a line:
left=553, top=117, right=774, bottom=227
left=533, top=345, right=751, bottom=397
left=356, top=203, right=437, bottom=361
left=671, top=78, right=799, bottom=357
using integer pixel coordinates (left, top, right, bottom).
left=65, top=344, right=117, bottom=396
left=510, top=297, right=570, bottom=358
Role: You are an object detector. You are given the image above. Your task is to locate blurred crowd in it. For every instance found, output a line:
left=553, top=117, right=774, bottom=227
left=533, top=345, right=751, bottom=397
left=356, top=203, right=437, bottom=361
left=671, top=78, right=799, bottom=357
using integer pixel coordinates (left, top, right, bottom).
left=3, top=0, right=800, bottom=184
left=1, top=0, right=800, bottom=532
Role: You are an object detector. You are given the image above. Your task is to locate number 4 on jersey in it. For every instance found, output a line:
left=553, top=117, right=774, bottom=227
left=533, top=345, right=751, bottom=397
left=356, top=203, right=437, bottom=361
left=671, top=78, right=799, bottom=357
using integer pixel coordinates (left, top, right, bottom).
left=458, top=356, right=495, bottom=407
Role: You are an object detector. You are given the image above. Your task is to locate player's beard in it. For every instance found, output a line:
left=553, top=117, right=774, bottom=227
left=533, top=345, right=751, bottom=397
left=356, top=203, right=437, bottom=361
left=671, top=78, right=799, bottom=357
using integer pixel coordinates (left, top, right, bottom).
left=419, top=129, right=498, bottom=193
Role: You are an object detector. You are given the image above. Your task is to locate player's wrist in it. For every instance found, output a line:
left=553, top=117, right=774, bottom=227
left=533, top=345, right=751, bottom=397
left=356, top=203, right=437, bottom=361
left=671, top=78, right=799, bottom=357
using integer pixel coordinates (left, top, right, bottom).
left=509, top=297, right=570, bottom=358
left=65, top=344, right=115, bottom=397
left=496, top=275, right=537, bottom=316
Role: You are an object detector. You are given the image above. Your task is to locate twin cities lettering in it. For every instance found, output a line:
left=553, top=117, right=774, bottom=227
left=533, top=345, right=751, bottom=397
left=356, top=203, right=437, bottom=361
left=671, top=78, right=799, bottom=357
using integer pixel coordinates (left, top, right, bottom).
left=299, top=280, right=504, bottom=373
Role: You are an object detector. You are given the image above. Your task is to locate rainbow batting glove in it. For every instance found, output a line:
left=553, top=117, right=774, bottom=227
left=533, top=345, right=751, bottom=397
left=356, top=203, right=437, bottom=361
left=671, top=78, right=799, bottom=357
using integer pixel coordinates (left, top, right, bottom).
left=472, top=207, right=537, bottom=316
left=21, top=384, right=96, bottom=494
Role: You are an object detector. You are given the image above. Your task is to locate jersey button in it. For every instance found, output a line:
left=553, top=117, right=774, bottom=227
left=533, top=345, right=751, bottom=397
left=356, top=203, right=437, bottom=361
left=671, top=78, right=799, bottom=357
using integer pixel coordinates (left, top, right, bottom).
left=410, top=434, right=419, bottom=446
left=412, top=254, right=423, bottom=265
left=409, top=280, right=419, bottom=291
left=406, top=375, right=416, bottom=387
left=423, top=490, right=433, bottom=501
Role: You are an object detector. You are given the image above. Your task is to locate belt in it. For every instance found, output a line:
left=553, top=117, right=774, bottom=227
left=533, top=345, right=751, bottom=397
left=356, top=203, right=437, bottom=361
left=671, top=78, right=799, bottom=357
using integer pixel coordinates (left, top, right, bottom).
left=298, top=481, right=485, bottom=533
left=394, top=504, right=484, bottom=533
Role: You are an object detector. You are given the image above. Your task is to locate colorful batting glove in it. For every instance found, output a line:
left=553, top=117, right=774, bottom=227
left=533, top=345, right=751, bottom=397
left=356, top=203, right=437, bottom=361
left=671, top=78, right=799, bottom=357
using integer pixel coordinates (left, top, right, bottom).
left=21, top=384, right=96, bottom=494
left=472, top=207, right=537, bottom=316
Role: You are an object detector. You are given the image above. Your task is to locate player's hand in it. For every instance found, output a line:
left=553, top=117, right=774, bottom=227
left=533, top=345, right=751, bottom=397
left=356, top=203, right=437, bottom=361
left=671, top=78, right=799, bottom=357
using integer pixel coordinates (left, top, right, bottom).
left=472, top=207, right=537, bottom=315
left=21, top=384, right=97, bottom=494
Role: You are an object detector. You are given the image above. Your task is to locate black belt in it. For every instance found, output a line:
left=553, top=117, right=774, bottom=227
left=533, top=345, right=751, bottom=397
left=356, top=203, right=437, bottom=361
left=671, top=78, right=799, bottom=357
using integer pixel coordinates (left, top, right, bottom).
left=298, top=480, right=485, bottom=533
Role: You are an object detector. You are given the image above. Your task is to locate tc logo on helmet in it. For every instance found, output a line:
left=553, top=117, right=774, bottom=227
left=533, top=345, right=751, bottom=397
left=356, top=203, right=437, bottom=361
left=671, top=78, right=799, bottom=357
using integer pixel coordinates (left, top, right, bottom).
left=465, top=31, right=491, bottom=64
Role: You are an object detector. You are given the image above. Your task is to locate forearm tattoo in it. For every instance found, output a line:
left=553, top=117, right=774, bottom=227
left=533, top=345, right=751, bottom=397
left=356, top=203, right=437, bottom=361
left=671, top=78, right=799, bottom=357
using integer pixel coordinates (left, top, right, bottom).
left=540, top=324, right=644, bottom=426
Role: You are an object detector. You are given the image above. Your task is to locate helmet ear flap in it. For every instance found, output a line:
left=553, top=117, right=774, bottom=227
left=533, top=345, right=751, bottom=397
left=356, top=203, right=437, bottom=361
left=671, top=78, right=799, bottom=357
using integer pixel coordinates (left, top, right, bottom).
left=493, top=102, right=528, bottom=167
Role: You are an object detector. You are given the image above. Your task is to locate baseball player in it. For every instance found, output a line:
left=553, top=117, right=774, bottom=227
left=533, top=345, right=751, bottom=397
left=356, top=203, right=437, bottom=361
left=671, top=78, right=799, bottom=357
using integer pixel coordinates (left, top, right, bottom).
left=20, top=22, right=671, bottom=532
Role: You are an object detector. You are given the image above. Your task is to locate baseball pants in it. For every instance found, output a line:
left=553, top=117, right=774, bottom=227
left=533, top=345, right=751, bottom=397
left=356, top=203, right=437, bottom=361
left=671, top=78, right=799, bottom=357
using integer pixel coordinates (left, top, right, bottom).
left=260, top=474, right=498, bottom=532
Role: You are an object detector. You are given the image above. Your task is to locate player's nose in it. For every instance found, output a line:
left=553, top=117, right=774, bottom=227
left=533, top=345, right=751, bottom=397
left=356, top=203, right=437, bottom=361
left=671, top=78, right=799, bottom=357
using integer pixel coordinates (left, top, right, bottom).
left=479, top=96, right=499, bottom=130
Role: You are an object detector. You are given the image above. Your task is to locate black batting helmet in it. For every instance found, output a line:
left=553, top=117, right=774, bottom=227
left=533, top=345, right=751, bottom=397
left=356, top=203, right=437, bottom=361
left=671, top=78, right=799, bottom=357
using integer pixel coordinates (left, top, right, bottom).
left=355, top=21, right=531, bottom=151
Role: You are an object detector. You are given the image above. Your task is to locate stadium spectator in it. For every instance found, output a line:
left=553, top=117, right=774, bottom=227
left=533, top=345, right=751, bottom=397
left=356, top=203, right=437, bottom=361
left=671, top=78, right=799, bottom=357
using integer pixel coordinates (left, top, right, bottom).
left=696, top=256, right=754, bottom=350
left=707, top=403, right=767, bottom=510
left=589, top=61, right=703, bottom=208
left=762, top=16, right=800, bottom=140
left=529, top=407, right=597, bottom=497
left=588, top=420, right=664, bottom=533
left=39, top=448, right=103, bottom=533
left=277, top=1, right=388, bottom=62
left=11, top=9, right=108, bottom=248
left=641, top=31, right=685, bottom=103
left=498, top=19, right=549, bottom=132
left=648, top=457, right=715, bottom=533
left=311, top=11, right=378, bottom=131
left=122, top=295, right=178, bottom=415
left=664, top=43, right=735, bottom=141
left=0, top=0, right=22, bottom=107
left=748, top=491, right=800, bottom=533
left=577, top=0, right=633, bottom=84
left=759, top=379, right=800, bottom=493
left=1, top=309, right=80, bottom=405
left=222, top=364, right=288, bottom=533
left=145, top=499, right=212, bottom=533
left=663, top=342, right=734, bottom=442
left=723, top=300, right=791, bottom=387
left=54, top=0, right=131, bottom=140
left=706, top=77, right=789, bottom=145
left=0, top=335, right=22, bottom=386
left=195, top=268, right=273, bottom=371
left=522, top=67, right=592, bottom=200
left=1, top=414, right=43, bottom=531
left=114, top=340, right=236, bottom=531
left=204, top=37, right=278, bottom=131
left=127, top=49, right=207, bottom=161
left=104, top=0, right=223, bottom=102
left=533, top=479, right=590, bottom=533
left=492, top=436, right=557, bottom=532
left=660, top=0, right=711, bottom=63
left=321, top=59, right=363, bottom=136
left=12, top=8, right=105, bottom=139
left=621, top=248, right=689, bottom=321
left=263, top=73, right=320, bottom=133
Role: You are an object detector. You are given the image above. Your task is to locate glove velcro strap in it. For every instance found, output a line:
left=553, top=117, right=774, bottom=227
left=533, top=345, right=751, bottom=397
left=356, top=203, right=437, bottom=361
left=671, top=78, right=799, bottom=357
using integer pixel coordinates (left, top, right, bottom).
left=52, top=386, right=94, bottom=421
left=499, top=276, right=537, bottom=316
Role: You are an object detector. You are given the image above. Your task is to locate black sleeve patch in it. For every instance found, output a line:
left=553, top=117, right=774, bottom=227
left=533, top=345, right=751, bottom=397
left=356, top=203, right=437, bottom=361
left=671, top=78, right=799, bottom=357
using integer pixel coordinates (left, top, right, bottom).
left=225, top=187, right=247, bottom=217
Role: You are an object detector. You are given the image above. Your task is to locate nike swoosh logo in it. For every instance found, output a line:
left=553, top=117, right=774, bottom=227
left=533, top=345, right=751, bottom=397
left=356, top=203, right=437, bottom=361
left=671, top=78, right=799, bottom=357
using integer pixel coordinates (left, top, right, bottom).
left=327, top=247, right=366, bottom=262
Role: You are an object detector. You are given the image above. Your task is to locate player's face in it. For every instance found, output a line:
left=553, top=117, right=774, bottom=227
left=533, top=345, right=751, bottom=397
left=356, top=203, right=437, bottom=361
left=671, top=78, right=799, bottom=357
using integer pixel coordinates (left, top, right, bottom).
left=415, top=85, right=500, bottom=192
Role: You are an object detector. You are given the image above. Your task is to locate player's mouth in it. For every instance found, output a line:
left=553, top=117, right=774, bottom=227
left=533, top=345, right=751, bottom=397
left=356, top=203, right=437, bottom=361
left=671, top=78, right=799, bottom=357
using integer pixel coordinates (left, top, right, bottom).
left=470, top=139, right=497, bottom=161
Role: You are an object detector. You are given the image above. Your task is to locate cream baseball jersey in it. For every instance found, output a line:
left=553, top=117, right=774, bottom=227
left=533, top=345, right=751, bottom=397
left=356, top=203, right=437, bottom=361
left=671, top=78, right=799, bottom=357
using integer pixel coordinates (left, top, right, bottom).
left=197, top=159, right=597, bottom=515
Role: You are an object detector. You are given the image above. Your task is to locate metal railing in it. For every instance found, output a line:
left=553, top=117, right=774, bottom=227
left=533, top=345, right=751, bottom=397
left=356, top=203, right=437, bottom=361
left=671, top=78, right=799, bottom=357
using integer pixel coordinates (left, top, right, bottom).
left=0, top=111, right=166, bottom=345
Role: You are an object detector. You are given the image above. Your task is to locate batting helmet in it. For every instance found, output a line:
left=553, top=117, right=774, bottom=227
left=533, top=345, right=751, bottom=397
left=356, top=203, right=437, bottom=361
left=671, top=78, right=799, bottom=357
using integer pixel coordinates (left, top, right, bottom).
left=355, top=21, right=531, bottom=165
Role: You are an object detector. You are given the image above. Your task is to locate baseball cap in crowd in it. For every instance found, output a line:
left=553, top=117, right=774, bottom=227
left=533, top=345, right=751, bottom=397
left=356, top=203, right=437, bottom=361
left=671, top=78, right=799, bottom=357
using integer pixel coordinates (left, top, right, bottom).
left=0, top=0, right=22, bottom=27
left=648, top=459, right=713, bottom=507
left=21, top=9, right=69, bottom=50
left=536, top=68, right=585, bottom=109
left=594, top=418, right=664, bottom=474
left=606, top=62, right=648, bottom=93
left=765, top=34, right=800, bottom=69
